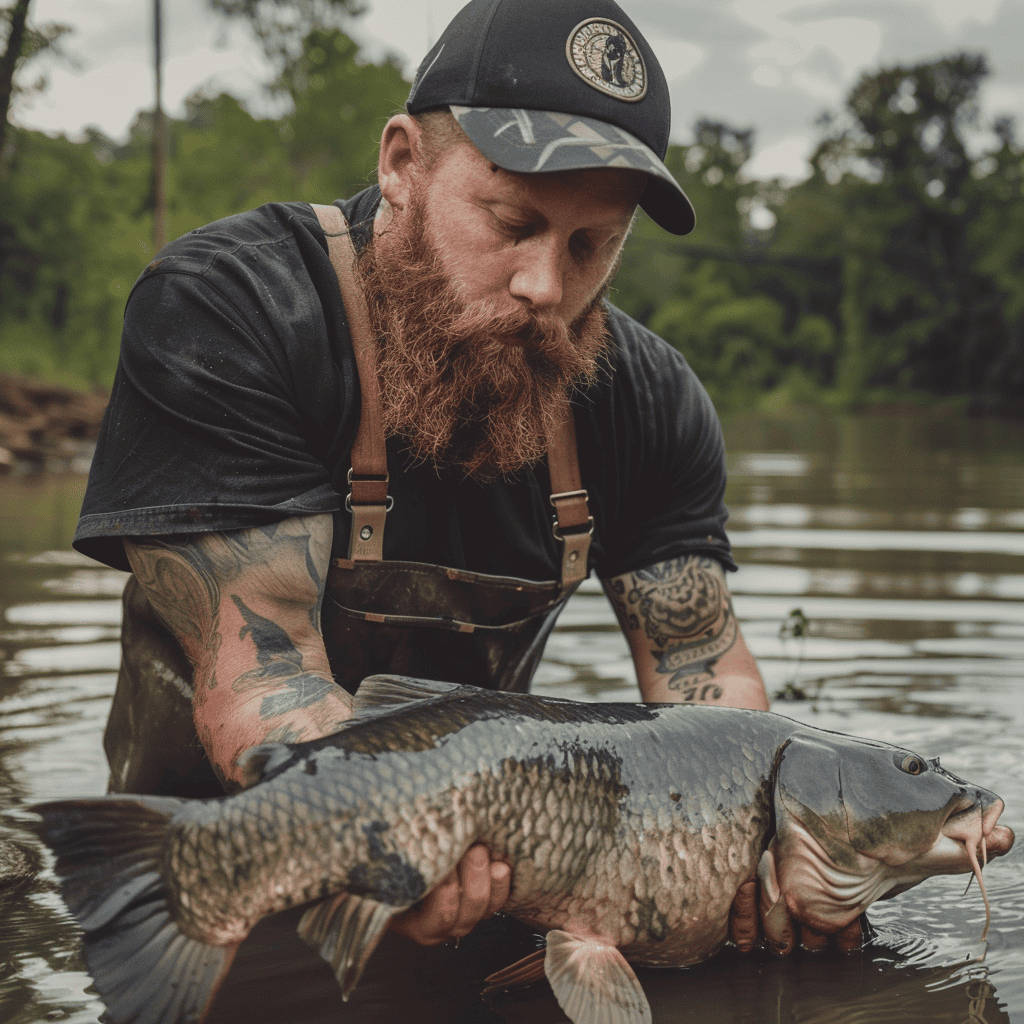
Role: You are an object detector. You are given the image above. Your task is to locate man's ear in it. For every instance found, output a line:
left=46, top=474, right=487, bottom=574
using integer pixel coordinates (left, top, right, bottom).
left=378, top=114, right=423, bottom=213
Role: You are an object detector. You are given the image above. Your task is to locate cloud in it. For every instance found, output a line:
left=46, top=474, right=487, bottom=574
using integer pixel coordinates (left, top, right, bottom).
left=744, top=132, right=818, bottom=179
left=916, top=0, right=1003, bottom=34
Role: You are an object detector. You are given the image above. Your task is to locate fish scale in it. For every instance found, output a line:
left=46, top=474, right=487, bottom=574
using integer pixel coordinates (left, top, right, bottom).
left=30, top=676, right=1014, bottom=1024
left=167, top=693, right=762, bottom=959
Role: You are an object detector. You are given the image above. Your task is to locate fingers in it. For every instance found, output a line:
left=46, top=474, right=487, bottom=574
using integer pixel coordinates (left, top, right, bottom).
left=486, top=859, right=512, bottom=918
left=390, top=867, right=461, bottom=946
left=728, top=880, right=759, bottom=952
left=450, top=844, right=493, bottom=938
left=389, top=844, right=511, bottom=947
left=835, top=915, right=868, bottom=951
left=799, top=923, right=830, bottom=952
left=732, top=877, right=869, bottom=956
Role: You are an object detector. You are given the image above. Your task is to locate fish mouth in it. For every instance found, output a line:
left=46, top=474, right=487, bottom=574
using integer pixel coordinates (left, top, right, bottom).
left=941, top=796, right=1014, bottom=858
left=933, top=795, right=1014, bottom=941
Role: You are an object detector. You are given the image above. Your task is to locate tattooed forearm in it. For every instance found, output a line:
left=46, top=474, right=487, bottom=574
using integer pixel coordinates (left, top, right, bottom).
left=604, top=555, right=738, bottom=701
left=124, top=515, right=348, bottom=781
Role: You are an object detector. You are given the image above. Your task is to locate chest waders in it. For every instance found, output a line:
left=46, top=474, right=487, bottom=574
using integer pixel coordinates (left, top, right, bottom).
left=103, top=204, right=595, bottom=798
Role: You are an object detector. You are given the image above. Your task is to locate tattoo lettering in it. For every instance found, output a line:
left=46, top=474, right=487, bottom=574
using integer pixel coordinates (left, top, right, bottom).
left=606, top=556, right=737, bottom=700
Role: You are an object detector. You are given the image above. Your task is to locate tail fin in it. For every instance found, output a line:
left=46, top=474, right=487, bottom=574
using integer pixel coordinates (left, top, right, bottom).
left=31, top=797, right=238, bottom=1024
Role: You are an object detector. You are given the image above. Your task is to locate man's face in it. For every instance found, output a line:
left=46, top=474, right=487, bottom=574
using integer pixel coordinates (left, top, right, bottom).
left=408, top=140, right=643, bottom=330
left=359, top=136, right=644, bottom=479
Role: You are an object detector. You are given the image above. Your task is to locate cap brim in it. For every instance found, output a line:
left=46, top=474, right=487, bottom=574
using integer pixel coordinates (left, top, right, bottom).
left=449, top=106, right=695, bottom=235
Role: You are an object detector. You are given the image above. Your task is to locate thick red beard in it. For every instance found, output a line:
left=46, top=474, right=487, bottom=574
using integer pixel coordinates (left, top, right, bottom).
left=356, top=193, right=611, bottom=480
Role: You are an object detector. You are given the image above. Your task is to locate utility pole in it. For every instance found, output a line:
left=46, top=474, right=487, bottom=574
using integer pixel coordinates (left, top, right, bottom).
left=0, top=0, right=33, bottom=163
left=152, top=0, right=167, bottom=253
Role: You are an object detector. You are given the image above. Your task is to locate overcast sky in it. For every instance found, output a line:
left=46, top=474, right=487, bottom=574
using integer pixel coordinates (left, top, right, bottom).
left=16, top=0, right=1024, bottom=181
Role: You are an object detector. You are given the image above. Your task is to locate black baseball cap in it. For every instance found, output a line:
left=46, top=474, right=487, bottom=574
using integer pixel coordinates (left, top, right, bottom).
left=405, top=0, right=695, bottom=235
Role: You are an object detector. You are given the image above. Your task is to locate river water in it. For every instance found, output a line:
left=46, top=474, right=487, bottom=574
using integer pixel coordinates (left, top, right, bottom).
left=1, top=409, right=1022, bottom=1024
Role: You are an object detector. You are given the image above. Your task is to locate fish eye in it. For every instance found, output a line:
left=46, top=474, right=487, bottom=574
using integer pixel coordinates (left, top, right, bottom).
left=896, top=753, right=927, bottom=775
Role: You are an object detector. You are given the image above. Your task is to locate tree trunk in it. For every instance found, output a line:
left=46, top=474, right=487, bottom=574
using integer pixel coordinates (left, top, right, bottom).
left=0, top=0, right=33, bottom=160
left=152, top=0, right=167, bottom=253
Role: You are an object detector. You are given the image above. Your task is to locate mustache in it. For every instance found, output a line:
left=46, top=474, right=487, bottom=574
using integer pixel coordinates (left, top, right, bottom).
left=364, top=244, right=598, bottom=357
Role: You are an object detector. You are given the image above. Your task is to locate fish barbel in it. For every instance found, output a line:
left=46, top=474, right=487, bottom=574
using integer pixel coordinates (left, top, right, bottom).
left=31, top=676, right=1014, bottom=1024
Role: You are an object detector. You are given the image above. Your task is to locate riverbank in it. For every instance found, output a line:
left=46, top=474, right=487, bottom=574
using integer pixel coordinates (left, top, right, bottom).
left=0, top=375, right=107, bottom=472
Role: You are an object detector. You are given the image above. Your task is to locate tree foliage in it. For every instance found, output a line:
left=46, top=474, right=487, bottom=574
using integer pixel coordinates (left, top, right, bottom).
left=206, top=0, right=365, bottom=68
left=617, top=51, right=1024, bottom=413
left=1, top=0, right=75, bottom=158
left=0, top=23, right=1021, bottom=413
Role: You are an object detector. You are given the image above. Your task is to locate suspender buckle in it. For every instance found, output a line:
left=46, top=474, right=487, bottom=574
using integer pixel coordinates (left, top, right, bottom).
left=346, top=468, right=392, bottom=561
left=345, top=468, right=393, bottom=512
left=549, top=488, right=593, bottom=541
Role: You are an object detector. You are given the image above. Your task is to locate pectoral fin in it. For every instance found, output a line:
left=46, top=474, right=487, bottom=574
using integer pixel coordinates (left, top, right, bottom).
left=757, top=843, right=795, bottom=954
left=543, top=929, right=652, bottom=1024
left=297, top=893, right=395, bottom=999
left=483, top=947, right=547, bottom=993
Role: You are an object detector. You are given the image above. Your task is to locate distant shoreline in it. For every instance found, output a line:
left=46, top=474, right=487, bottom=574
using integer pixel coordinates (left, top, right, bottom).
left=0, top=375, right=108, bottom=473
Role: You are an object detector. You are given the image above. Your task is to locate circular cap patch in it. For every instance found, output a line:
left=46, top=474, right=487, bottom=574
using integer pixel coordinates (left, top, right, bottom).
left=565, top=19, right=647, bottom=102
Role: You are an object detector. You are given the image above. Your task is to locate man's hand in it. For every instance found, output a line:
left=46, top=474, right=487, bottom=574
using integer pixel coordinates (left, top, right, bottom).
left=727, top=880, right=866, bottom=954
left=390, top=844, right=511, bottom=946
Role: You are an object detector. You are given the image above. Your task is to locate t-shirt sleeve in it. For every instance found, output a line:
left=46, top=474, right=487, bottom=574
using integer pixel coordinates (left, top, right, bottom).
left=586, top=308, right=736, bottom=579
left=74, top=207, right=357, bottom=571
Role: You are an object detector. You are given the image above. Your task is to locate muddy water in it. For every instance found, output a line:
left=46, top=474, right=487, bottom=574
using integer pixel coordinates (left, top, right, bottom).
left=1, top=410, right=1022, bottom=1024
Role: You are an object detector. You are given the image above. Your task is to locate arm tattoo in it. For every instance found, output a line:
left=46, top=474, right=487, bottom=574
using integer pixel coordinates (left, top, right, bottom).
left=125, top=515, right=332, bottom=701
left=230, top=594, right=337, bottom=719
left=126, top=536, right=227, bottom=683
left=605, top=556, right=737, bottom=701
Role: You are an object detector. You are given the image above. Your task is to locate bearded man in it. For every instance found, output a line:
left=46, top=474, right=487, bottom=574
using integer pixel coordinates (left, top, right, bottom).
left=73, top=0, right=857, bottom=960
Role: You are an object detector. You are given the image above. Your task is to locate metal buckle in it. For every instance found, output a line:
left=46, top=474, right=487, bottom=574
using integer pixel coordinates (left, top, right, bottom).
left=551, top=514, right=594, bottom=542
left=548, top=488, right=588, bottom=508
left=550, top=488, right=591, bottom=541
left=345, top=494, right=394, bottom=513
left=345, top=468, right=392, bottom=513
left=347, top=468, right=389, bottom=486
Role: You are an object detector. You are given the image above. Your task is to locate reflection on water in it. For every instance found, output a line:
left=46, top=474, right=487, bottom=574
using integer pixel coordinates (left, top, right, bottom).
left=1, top=411, right=1022, bottom=1023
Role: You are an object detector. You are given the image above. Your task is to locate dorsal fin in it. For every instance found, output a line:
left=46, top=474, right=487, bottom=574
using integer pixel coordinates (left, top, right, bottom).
left=351, top=675, right=464, bottom=719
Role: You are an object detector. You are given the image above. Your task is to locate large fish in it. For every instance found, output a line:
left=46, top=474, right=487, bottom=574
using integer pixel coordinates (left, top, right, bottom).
left=31, top=676, right=1013, bottom=1024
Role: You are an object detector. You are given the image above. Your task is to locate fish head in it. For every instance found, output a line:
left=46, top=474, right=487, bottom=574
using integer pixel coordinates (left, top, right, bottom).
left=768, top=731, right=1014, bottom=932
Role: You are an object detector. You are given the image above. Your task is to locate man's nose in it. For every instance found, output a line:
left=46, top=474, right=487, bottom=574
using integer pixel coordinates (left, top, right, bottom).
left=508, top=237, right=565, bottom=310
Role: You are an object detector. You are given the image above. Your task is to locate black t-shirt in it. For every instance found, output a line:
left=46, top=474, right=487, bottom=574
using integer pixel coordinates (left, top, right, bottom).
left=74, top=187, right=736, bottom=581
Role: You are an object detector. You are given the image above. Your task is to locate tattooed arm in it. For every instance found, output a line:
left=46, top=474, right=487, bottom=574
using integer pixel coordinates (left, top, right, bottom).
left=123, top=514, right=351, bottom=790
left=602, top=555, right=769, bottom=711
left=124, top=515, right=510, bottom=941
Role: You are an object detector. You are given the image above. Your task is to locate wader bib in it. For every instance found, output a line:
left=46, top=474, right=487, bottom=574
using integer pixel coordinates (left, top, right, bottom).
left=104, top=204, right=595, bottom=798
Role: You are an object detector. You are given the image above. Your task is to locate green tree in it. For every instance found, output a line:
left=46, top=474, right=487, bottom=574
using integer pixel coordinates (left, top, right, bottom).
left=788, top=52, right=1022, bottom=404
left=0, top=9, right=409, bottom=387
left=278, top=27, right=407, bottom=200
left=206, top=0, right=364, bottom=68
left=0, top=0, right=74, bottom=160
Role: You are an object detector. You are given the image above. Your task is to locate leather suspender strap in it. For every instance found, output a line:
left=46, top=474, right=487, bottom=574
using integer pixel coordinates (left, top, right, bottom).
left=547, top=405, right=593, bottom=587
left=312, top=203, right=390, bottom=561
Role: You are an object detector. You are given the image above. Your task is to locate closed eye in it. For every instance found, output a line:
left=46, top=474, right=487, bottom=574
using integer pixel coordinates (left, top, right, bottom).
left=493, top=216, right=536, bottom=243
